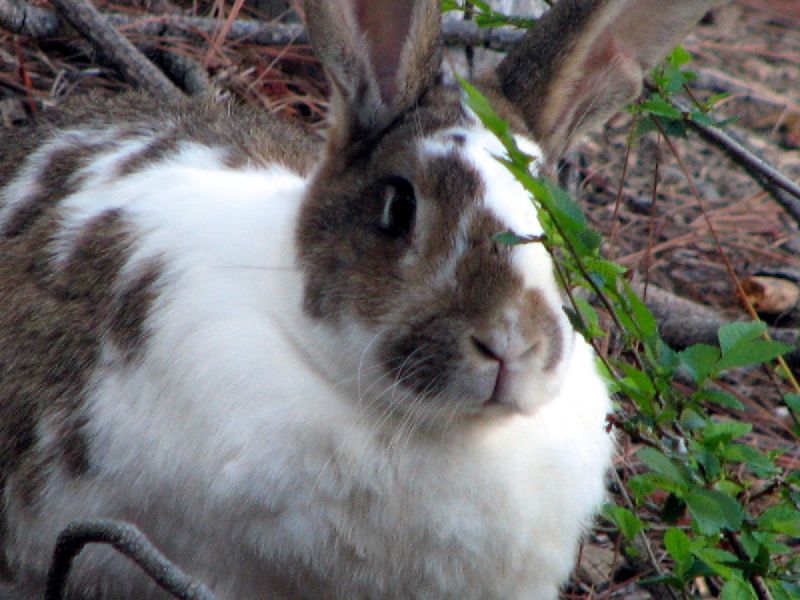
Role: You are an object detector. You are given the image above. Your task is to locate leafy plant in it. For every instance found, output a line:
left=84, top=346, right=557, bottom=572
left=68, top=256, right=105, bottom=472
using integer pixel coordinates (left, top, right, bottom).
left=456, top=38, right=800, bottom=600
left=441, top=0, right=538, bottom=29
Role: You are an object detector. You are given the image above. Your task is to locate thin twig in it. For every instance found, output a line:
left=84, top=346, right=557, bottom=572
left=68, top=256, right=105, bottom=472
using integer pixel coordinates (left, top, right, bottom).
left=0, top=3, right=526, bottom=50
left=45, top=519, right=220, bottom=600
left=723, top=531, right=774, bottom=600
left=46, top=0, right=184, bottom=101
left=658, top=88, right=800, bottom=227
left=611, top=469, right=683, bottom=600
left=653, top=115, right=800, bottom=422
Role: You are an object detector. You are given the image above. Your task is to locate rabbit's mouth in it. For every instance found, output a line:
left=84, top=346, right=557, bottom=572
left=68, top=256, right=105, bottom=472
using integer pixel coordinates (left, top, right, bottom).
left=371, top=311, right=568, bottom=421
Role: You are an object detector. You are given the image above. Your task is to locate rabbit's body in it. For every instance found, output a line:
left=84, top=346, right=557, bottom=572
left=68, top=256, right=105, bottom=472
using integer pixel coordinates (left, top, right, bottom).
left=0, top=0, right=717, bottom=597
left=1, top=90, right=609, bottom=600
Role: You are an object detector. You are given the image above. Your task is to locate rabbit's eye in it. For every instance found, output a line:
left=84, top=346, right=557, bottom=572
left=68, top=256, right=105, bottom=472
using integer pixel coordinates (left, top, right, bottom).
left=379, top=177, right=416, bottom=239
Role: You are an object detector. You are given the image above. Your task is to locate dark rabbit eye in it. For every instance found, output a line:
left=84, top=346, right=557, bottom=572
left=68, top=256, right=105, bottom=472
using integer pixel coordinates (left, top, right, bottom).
left=379, top=177, right=416, bottom=238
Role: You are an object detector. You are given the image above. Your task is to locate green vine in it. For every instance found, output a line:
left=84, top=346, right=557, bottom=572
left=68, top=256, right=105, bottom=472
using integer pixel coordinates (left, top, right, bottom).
left=457, top=43, right=800, bottom=600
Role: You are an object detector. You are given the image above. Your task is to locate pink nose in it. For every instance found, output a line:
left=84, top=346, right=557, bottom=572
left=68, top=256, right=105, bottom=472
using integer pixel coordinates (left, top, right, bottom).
left=469, top=333, right=541, bottom=366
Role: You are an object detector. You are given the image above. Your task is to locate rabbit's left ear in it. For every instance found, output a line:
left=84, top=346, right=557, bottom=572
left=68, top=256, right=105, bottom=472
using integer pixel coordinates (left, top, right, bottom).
left=304, top=0, right=442, bottom=153
left=494, top=0, right=718, bottom=160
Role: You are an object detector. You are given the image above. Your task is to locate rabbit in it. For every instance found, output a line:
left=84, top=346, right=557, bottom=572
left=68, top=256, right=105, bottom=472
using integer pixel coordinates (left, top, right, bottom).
left=0, top=0, right=716, bottom=598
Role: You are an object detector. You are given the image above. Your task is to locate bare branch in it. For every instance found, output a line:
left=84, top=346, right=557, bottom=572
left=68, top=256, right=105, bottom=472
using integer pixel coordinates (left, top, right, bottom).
left=47, top=0, right=184, bottom=101
left=0, top=3, right=518, bottom=49
left=45, top=519, right=220, bottom=600
left=632, top=283, right=799, bottom=369
left=0, top=0, right=64, bottom=37
left=654, top=90, right=800, bottom=227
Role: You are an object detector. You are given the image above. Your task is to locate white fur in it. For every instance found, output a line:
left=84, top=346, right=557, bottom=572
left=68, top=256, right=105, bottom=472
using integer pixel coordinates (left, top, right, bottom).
left=421, top=120, right=576, bottom=412
left=6, top=128, right=613, bottom=598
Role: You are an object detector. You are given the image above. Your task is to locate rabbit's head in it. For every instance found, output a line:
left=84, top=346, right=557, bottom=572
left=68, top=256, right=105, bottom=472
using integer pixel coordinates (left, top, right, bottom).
left=296, top=0, right=713, bottom=422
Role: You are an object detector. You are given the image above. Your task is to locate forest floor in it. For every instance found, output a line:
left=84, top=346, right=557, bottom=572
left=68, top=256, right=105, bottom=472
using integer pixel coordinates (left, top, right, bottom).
left=1, top=1, right=798, bottom=598
left=562, top=2, right=800, bottom=597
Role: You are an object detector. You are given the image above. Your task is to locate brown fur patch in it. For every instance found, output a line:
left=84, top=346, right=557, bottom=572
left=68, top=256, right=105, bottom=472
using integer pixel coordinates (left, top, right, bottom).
left=115, top=132, right=180, bottom=177
left=521, top=289, right=564, bottom=372
left=109, top=259, right=163, bottom=364
left=0, top=208, right=141, bottom=508
left=362, top=199, right=524, bottom=400
left=417, top=152, right=485, bottom=263
left=298, top=86, right=472, bottom=324
left=2, top=143, right=99, bottom=237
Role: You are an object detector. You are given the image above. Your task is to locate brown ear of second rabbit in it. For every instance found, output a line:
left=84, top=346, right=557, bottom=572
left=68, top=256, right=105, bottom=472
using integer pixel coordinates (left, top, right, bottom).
left=0, top=1, right=715, bottom=598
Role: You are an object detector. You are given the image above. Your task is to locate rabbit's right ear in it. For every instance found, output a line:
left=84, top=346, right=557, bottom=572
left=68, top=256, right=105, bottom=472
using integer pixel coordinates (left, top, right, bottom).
left=304, top=0, right=442, bottom=155
left=495, top=0, right=718, bottom=160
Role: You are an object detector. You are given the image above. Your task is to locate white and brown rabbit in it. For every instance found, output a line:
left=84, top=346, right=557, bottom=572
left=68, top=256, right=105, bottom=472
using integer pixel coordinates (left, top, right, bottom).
left=0, top=1, right=715, bottom=598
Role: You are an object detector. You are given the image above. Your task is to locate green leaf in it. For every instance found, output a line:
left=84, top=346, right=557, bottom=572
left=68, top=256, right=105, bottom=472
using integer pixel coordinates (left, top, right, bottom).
left=702, top=421, right=752, bottom=447
left=585, top=258, right=626, bottom=286
left=724, top=443, right=781, bottom=479
left=664, top=527, right=693, bottom=577
left=640, top=95, right=684, bottom=119
left=715, top=339, right=793, bottom=372
left=768, top=580, right=800, bottom=600
left=540, top=180, right=587, bottom=232
left=691, top=546, right=739, bottom=578
left=693, top=389, right=745, bottom=411
left=637, top=447, right=690, bottom=488
left=680, top=407, right=708, bottom=430
left=654, top=337, right=679, bottom=372
left=661, top=116, right=689, bottom=138
left=459, top=78, right=537, bottom=172
left=634, top=117, right=658, bottom=139
left=572, top=296, right=604, bottom=338
left=715, top=480, right=744, bottom=498
left=460, top=77, right=510, bottom=139
left=685, top=489, right=744, bottom=535
left=679, top=344, right=721, bottom=384
left=576, top=228, right=603, bottom=254
left=691, top=109, right=717, bottom=127
left=492, top=231, right=544, bottom=246
left=758, top=505, right=800, bottom=536
left=785, top=393, right=800, bottom=414
left=668, top=45, right=693, bottom=68
left=621, top=282, right=658, bottom=339
left=605, top=505, right=646, bottom=541
left=721, top=578, right=758, bottom=600
left=718, top=321, right=766, bottom=353
left=619, top=363, right=655, bottom=392
left=690, top=442, right=721, bottom=480
left=705, top=91, right=733, bottom=108
left=628, top=472, right=688, bottom=500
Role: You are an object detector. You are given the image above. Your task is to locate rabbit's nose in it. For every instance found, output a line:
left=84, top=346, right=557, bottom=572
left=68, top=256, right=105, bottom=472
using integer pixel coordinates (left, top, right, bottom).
left=468, top=330, right=542, bottom=366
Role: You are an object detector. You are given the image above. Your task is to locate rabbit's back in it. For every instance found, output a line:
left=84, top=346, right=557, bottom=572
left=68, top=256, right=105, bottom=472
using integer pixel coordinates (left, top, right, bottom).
left=0, top=95, right=321, bottom=597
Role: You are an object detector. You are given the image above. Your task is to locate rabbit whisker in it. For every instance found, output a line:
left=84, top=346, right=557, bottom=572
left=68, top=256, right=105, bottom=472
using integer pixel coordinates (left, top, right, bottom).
left=215, top=265, right=300, bottom=272
left=356, top=330, right=387, bottom=405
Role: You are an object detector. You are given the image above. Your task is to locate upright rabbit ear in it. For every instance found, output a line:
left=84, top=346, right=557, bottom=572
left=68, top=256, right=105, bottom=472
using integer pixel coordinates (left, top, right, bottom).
left=495, top=0, right=717, bottom=160
left=304, top=0, right=442, bottom=153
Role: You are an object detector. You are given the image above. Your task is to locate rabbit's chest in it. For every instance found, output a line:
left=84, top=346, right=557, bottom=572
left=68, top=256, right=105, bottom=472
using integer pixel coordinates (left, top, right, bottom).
left=234, top=420, right=583, bottom=599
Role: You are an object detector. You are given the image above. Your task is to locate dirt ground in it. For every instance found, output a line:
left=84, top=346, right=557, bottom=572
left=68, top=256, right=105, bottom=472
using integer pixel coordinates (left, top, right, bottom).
left=1, top=1, right=799, bottom=598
